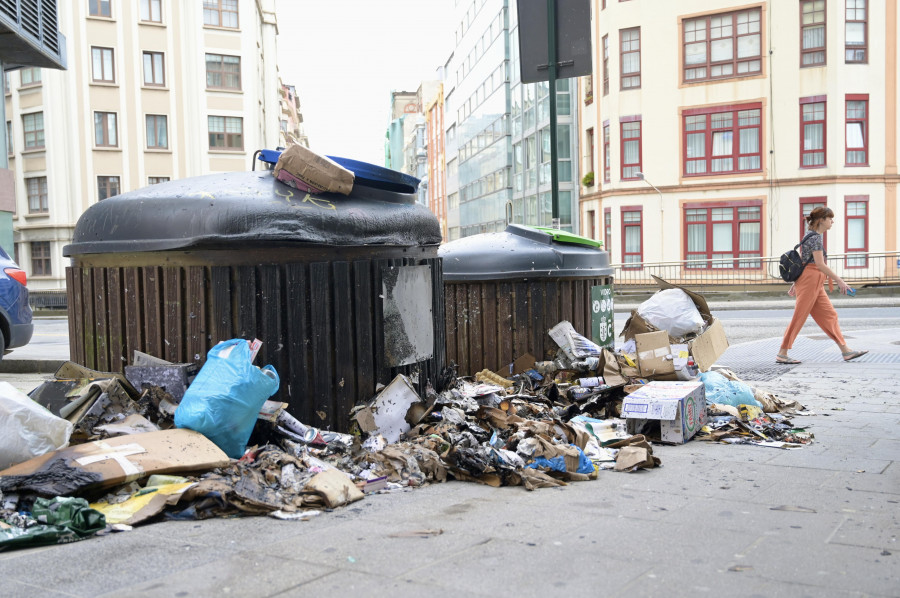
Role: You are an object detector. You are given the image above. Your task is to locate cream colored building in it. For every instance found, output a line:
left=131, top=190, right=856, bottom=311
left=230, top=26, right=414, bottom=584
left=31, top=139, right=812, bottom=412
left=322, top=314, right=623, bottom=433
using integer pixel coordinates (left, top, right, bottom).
left=4, top=0, right=281, bottom=292
left=579, top=0, right=898, bottom=281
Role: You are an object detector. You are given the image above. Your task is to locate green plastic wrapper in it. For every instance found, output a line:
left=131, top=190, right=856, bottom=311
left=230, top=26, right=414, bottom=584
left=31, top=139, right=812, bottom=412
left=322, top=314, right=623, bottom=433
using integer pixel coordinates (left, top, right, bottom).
left=0, top=496, right=106, bottom=551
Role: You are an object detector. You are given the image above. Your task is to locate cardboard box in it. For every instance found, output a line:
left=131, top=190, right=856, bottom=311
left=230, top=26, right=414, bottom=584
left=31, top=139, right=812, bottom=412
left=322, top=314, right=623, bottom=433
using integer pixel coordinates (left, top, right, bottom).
left=635, top=330, right=676, bottom=378
left=274, top=144, right=354, bottom=195
left=620, top=276, right=729, bottom=372
left=622, top=380, right=707, bottom=444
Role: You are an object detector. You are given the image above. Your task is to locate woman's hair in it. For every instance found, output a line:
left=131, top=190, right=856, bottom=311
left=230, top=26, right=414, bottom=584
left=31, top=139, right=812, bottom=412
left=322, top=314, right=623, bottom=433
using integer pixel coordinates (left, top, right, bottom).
left=807, top=206, right=835, bottom=228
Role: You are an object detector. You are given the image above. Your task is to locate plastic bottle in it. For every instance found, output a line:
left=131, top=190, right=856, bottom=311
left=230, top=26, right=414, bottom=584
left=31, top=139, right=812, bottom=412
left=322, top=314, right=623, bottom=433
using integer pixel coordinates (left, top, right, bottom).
left=676, top=357, right=700, bottom=381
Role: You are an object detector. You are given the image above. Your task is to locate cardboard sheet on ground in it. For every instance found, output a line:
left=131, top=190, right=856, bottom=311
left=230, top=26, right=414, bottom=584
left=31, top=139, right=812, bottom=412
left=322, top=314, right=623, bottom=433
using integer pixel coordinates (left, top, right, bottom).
left=354, top=375, right=422, bottom=444
left=0, top=429, right=230, bottom=497
left=91, top=481, right=196, bottom=525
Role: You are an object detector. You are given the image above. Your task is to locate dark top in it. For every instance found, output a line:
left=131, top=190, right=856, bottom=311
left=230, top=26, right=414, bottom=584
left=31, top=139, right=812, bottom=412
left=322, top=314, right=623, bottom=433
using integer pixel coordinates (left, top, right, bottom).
left=800, top=230, right=825, bottom=264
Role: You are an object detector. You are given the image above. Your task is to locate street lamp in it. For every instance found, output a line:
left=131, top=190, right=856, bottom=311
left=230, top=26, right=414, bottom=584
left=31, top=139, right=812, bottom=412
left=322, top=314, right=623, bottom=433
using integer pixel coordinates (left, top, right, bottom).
left=636, top=172, right=664, bottom=259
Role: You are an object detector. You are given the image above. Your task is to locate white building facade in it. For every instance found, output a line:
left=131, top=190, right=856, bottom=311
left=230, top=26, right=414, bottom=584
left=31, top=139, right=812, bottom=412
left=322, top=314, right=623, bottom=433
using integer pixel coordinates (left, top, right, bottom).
left=4, top=0, right=281, bottom=292
left=579, top=0, right=898, bottom=281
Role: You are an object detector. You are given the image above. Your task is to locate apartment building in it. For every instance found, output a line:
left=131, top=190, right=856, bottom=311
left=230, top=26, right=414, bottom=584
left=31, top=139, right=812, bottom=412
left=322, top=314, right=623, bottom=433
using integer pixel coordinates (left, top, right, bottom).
left=425, top=82, right=448, bottom=240
left=444, top=0, right=580, bottom=240
left=4, top=0, right=282, bottom=292
left=579, top=0, right=898, bottom=278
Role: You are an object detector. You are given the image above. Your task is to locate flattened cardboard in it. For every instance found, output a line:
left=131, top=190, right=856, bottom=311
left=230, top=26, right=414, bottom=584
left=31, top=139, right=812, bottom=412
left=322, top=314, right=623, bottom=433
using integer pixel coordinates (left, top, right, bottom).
left=0, top=429, right=230, bottom=496
left=635, top=331, right=675, bottom=377
left=688, top=318, right=728, bottom=372
left=622, top=381, right=706, bottom=444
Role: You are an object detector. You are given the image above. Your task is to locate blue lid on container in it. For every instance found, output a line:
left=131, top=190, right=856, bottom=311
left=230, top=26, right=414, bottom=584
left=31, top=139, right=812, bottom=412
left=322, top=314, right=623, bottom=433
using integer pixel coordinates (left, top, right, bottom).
left=439, top=224, right=613, bottom=281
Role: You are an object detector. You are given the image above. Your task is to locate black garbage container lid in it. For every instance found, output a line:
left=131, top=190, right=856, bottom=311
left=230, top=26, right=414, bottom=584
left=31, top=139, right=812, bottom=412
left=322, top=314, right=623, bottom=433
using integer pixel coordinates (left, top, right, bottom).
left=439, top=224, right=613, bottom=281
left=64, top=170, right=441, bottom=256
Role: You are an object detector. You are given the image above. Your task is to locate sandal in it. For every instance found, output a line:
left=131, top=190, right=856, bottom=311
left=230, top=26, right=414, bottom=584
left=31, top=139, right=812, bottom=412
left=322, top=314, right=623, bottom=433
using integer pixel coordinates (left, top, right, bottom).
left=775, top=355, right=801, bottom=364
left=842, top=350, right=868, bottom=362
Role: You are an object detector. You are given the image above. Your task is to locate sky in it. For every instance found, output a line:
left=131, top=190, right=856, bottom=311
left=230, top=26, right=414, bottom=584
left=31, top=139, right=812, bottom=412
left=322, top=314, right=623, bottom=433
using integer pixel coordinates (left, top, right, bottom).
left=275, top=1, right=455, bottom=166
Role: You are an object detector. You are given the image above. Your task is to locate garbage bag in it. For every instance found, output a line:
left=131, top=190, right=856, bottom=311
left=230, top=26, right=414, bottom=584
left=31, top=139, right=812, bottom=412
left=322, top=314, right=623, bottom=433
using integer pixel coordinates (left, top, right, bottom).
left=0, top=381, right=73, bottom=470
left=175, top=339, right=280, bottom=458
left=525, top=445, right=595, bottom=475
left=700, top=371, right=762, bottom=409
left=636, top=288, right=705, bottom=338
left=0, top=496, right=106, bottom=552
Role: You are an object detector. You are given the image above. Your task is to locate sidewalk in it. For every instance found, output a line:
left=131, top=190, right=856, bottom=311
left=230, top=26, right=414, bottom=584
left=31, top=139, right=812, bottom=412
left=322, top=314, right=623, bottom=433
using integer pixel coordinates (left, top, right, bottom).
left=1, top=330, right=898, bottom=596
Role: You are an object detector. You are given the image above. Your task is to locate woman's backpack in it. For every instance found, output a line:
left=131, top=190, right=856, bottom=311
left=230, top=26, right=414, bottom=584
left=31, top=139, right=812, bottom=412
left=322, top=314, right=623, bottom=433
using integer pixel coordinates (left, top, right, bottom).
left=779, top=232, right=815, bottom=282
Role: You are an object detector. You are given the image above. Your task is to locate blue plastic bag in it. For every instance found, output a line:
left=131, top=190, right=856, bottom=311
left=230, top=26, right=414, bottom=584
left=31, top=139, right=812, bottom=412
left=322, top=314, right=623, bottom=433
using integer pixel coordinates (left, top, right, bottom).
left=175, top=339, right=280, bottom=458
left=700, top=371, right=762, bottom=409
left=526, top=445, right=595, bottom=475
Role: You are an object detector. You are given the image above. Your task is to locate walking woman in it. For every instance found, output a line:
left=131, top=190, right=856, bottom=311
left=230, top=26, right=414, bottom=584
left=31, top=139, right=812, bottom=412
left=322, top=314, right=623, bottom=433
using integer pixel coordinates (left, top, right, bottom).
left=776, top=206, right=868, bottom=364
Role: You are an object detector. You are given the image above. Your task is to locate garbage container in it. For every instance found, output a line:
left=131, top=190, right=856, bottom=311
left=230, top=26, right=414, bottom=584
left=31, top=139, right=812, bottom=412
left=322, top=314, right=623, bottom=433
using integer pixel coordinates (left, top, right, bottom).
left=440, top=224, right=613, bottom=375
left=63, top=168, right=445, bottom=433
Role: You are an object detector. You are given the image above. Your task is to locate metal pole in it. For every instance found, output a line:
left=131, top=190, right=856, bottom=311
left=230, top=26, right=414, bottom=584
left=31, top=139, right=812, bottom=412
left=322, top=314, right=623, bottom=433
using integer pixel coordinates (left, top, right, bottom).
left=547, top=0, right=560, bottom=229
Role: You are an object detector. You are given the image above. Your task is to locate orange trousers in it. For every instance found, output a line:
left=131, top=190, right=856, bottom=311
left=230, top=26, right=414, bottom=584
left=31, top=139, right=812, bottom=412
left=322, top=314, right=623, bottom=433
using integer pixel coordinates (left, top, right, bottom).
left=781, top=264, right=846, bottom=350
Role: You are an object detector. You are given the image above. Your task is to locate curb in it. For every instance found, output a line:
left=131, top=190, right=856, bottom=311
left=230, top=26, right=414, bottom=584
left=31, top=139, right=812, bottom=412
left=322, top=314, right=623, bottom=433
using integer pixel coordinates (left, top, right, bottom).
left=0, top=359, right=66, bottom=374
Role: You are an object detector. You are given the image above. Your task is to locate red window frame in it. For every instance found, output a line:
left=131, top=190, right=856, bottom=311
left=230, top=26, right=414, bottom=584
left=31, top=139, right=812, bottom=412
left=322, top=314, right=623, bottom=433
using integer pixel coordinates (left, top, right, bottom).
left=621, top=206, right=643, bottom=269
left=682, top=7, right=762, bottom=83
left=683, top=103, right=762, bottom=176
left=602, top=122, right=610, bottom=183
left=604, top=208, right=612, bottom=254
left=602, top=35, right=609, bottom=96
left=844, top=195, right=868, bottom=268
left=620, top=117, right=641, bottom=180
left=620, top=27, right=640, bottom=90
left=800, top=0, right=826, bottom=67
left=845, top=94, right=868, bottom=166
left=799, top=197, right=828, bottom=249
left=845, top=0, right=867, bottom=63
left=800, top=95, right=826, bottom=168
left=586, top=127, right=595, bottom=180
left=683, top=200, right=763, bottom=270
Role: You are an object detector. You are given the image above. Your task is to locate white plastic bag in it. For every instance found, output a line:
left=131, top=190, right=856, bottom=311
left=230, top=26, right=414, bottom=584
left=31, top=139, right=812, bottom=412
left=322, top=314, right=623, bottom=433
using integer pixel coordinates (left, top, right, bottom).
left=0, top=381, right=73, bottom=470
left=636, top=288, right=705, bottom=338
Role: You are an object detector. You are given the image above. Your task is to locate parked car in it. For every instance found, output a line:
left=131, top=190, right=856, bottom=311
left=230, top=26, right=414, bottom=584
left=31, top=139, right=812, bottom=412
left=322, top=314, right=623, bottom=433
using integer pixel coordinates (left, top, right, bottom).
left=0, top=246, right=34, bottom=359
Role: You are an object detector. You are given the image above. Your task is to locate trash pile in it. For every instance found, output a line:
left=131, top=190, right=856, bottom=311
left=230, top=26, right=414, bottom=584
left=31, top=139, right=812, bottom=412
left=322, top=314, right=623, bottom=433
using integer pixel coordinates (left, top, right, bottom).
left=1, top=278, right=814, bottom=552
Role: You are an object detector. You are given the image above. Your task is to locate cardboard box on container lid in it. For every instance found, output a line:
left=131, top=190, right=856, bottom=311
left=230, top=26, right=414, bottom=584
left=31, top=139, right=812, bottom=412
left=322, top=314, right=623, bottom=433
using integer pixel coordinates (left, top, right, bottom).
left=622, top=380, right=707, bottom=444
left=620, top=276, right=729, bottom=372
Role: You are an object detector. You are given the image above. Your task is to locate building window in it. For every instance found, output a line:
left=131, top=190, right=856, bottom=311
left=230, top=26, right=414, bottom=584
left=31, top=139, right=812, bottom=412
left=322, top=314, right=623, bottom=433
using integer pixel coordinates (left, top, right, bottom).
left=845, top=95, right=867, bottom=166
left=5, top=121, right=11, bottom=155
left=20, top=68, right=41, bottom=87
left=143, top=52, right=165, bottom=86
left=98, top=176, right=120, bottom=200
left=845, top=196, right=868, bottom=267
left=586, top=127, right=595, bottom=178
left=203, top=0, right=238, bottom=28
left=602, top=123, right=610, bottom=183
left=26, top=177, right=48, bottom=214
left=94, top=112, right=118, bottom=147
left=800, top=98, right=826, bottom=168
left=846, top=0, right=867, bottom=63
left=141, top=0, right=162, bottom=22
left=146, top=115, right=168, bottom=149
left=89, top=0, right=111, bottom=17
left=602, top=35, right=609, bottom=95
left=801, top=1, right=826, bottom=66
left=683, top=7, right=761, bottom=83
left=620, top=119, right=641, bottom=180
left=22, top=112, right=44, bottom=150
left=91, top=47, right=115, bottom=83
left=208, top=116, right=243, bottom=150
left=149, top=176, right=170, bottom=185
left=621, top=208, right=643, bottom=268
left=30, top=242, right=51, bottom=276
left=683, top=103, right=762, bottom=176
left=620, top=28, right=640, bottom=89
left=800, top=197, right=827, bottom=245
left=583, top=75, right=593, bottom=104
left=586, top=210, right=596, bottom=239
left=684, top=202, right=762, bottom=269
left=604, top=208, right=612, bottom=253
left=206, top=54, right=241, bottom=90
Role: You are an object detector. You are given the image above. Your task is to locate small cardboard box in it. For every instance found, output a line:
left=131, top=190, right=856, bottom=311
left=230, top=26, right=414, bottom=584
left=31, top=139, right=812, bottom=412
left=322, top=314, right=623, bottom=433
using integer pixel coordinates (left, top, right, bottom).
left=635, top=330, right=676, bottom=378
left=620, top=276, right=729, bottom=372
left=622, top=380, right=707, bottom=444
left=274, top=144, right=355, bottom=195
